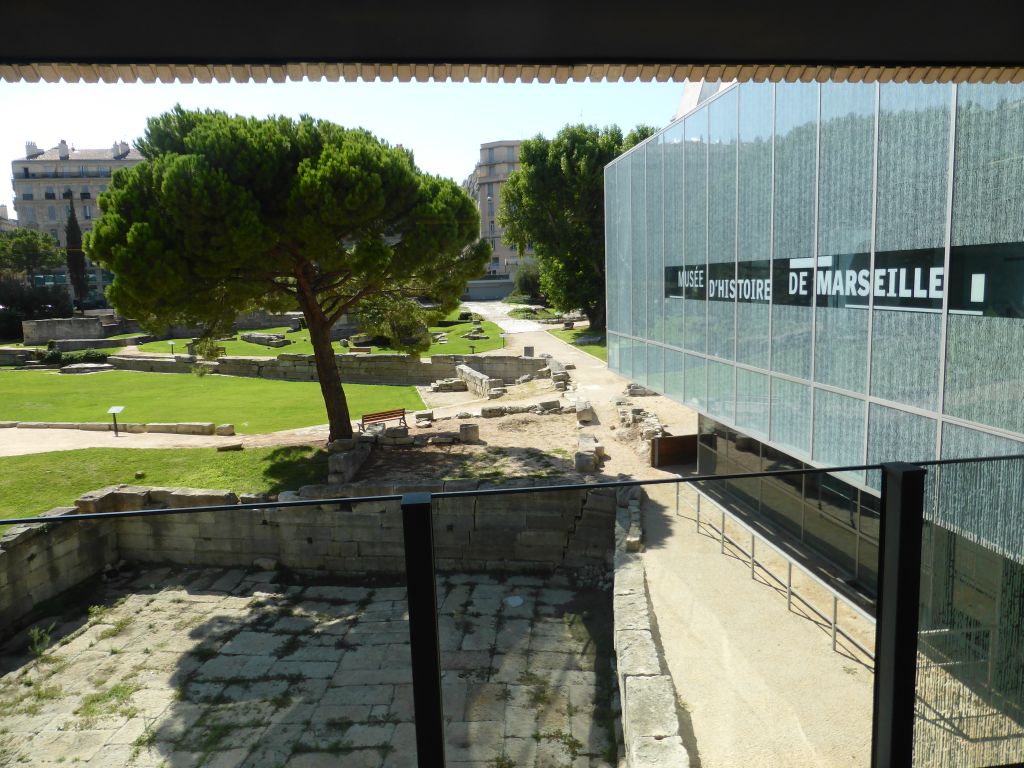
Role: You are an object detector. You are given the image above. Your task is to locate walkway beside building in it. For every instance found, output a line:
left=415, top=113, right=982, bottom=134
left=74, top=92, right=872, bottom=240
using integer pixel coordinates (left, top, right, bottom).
left=471, top=301, right=875, bottom=768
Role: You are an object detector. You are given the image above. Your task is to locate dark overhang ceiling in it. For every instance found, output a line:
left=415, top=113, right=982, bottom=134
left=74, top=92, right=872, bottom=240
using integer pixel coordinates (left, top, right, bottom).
left=2, top=1, right=1022, bottom=84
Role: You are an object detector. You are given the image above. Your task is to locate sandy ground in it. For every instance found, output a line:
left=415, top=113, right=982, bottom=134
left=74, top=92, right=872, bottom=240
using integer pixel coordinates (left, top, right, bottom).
left=1, top=301, right=874, bottom=766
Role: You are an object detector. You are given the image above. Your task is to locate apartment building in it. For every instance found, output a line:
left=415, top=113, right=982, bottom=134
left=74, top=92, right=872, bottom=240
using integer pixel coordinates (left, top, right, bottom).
left=461, top=139, right=535, bottom=299
left=10, top=139, right=143, bottom=303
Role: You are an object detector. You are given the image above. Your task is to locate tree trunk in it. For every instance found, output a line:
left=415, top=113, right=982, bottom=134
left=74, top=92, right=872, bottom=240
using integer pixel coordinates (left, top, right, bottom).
left=585, top=300, right=606, bottom=333
left=305, top=313, right=354, bottom=441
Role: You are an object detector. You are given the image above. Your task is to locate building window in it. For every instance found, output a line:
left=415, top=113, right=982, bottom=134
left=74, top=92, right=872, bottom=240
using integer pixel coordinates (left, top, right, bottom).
left=489, top=220, right=495, bottom=233
left=21, top=167, right=29, bottom=178
left=80, top=187, right=90, bottom=199
left=47, top=206, right=56, bottom=220
left=21, top=192, right=33, bottom=200
left=62, top=188, right=73, bottom=200
left=44, top=187, right=55, bottom=200
left=488, top=147, right=495, bottom=162
left=84, top=205, right=92, bottom=220
left=49, top=228, right=59, bottom=243
left=507, top=146, right=516, bottom=161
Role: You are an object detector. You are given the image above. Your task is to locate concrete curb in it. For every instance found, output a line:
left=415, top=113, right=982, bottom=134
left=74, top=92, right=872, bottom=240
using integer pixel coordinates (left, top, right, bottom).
left=8, top=421, right=232, bottom=436
left=613, top=488, right=692, bottom=767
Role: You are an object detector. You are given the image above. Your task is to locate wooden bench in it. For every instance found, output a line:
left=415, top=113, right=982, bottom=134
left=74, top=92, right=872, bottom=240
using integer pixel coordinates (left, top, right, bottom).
left=348, top=346, right=372, bottom=353
left=359, top=408, right=407, bottom=432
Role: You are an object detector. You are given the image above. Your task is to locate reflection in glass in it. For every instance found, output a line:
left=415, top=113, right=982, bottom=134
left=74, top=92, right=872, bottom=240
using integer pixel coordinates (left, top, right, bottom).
left=770, top=376, right=811, bottom=455
left=630, top=147, right=647, bottom=339
left=646, top=137, right=664, bottom=342
left=876, top=83, right=951, bottom=252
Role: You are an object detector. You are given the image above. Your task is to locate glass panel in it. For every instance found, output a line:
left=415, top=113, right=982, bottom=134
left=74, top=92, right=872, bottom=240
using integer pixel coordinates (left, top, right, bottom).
left=813, top=301, right=868, bottom=393
left=665, top=348, right=684, bottom=402
left=706, top=359, right=735, bottom=422
left=664, top=123, right=685, bottom=347
left=870, top=309, right=942, bottom=410
left=684, top=109, right=708, bottom=354
left=876, top=83, right=951, bottom=253
left=944, top=313, right=1024, bottom=435
left=706, top=96, right=737, bottom=363
left=952, top=83, right=1024, bottom=249
left=738, top=81, right=773, bottom=262
left=770, top=377, right=811, bottom=455
left=616, top=159, right=632, bottom=336
left=803, top=472, right=858, bottom=574
left=865, top=403, right=937, bottom=489
left=683, top=353, right=706, bottom=411
left=604, top=164, right=621, bottom=334
left=607, top=333, right=620, bottom=372
left=646, top=136, right=664, bottom=343
left=818, top=82, right=875, bottom=258
left=771, top=83, right=817, bottom=380
left=812, top=388, right=865, bottom=469
left=735, top=368, right=769, bottom=436
left=773, top=82, right=818, bottom=261
left=735, top=300, right=769, bottom=369
left=708, top=88, right=737, bottom=265
left=630, top=146, right=647, bottom=339
left=914, top=454, right=1024, bottom=767
left=771, top=304, right=812, bottom=380
left=647, top=343, right=665, bottom=394
left=631, top=340, right=648, bottom=387
left=759, top=444, right=804, bottom=537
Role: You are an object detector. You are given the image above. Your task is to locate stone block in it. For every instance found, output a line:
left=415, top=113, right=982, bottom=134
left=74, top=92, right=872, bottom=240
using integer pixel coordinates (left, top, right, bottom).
left=166, top=488, right=239, bottom=508
left=327, top=438, right=357, bottom=452
left=77, top=422, right=111, bottom=431
left=480, top=405, right=505, bottom=418
left=616, top=629, right=661, bottom=677
left=75, top=486, right=119, bottom=513
left=458, top=423, right=480, bottom=443
left=215, top=424, right=235, bottom=436
left=217, top=442, right=244, bottom=452
left=623, top=675, right=680, bottom=739
left=628, top=735, right=691, bottom=768
left=326, top=443, right=372, bottom=484
left=574, top=451, right=597, bottom=473
left=575, top=400, right=596, bottom=423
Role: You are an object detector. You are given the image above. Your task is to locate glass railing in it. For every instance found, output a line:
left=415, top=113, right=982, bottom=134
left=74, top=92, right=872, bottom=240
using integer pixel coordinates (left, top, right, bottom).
left=1, top=460, right=1021, bottom=766
left=910, top=456, right=1024, bottom=767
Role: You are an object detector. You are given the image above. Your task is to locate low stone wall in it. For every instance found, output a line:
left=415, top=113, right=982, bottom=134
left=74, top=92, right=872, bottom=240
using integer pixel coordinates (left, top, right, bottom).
left=0, top=348, right=29, bottom=366
left=0, top=508, right=118, bottom=640
left=456, top=364, right=504, bottom=397
left=23, top=317, right=109, bottom=345
left=54, top=335, right=152, bottom=352
left=107, top=352, right=555, bottom=387
left=0, top=477, right=616, bottom=637
left=612, top=488, right=691, bottom=767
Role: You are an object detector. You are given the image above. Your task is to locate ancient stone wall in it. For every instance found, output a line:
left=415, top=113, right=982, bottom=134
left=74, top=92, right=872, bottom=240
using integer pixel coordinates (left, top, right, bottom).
left=23, top=317, right=108, bottom=345
left=456, top=364, right=503, bottom=397
left=106, top=352, right=553, bottom=387
left=0, top=508, right=118, bottom=639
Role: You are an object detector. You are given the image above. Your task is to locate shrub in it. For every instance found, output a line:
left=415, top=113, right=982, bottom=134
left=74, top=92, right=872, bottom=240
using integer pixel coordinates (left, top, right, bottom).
left=37, top=348, right=109, bottom=365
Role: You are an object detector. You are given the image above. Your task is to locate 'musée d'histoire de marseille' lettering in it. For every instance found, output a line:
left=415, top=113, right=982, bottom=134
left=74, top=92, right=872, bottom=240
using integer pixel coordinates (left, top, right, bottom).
left=666, top=251, right=959, bottom=313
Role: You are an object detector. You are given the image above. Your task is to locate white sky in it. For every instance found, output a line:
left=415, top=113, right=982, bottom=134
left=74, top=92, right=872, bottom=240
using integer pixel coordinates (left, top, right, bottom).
left=0, top=79, right=682, bottom=215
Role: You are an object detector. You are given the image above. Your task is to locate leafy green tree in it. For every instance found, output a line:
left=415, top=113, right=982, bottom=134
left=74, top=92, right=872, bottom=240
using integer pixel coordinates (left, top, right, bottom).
left=87, top=107, right=488, bottom=440
left=498, top=124, right=656, bottom=330
left=0, top=229, right=64, bottom=285
left=65, top=204, right=88, bottom=313
left=513, top=261, right=541, bottom=301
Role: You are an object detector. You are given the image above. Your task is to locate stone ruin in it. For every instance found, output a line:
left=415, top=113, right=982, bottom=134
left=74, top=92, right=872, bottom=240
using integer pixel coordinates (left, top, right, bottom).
left=240, top=331, right=291, bottom=348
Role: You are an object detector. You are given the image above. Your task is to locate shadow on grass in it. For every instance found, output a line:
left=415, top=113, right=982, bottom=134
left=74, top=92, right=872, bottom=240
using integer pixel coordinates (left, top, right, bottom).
left=258, top=446, right=330, bottom=493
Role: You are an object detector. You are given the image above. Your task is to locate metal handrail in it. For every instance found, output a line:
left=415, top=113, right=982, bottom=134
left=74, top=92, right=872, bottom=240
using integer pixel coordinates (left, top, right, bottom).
left=685, top=484, right=877, bottom=664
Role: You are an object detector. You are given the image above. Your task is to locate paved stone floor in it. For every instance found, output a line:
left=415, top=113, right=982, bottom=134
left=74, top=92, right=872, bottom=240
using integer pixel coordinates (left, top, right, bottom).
left=0, top=567, right=618, bottom=768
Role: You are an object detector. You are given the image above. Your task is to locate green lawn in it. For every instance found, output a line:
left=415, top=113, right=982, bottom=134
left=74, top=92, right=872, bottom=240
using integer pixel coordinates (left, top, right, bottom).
left=136, top=319, right=505, bottom=358
left=507, top=306, right=558, bottom=320
left=0, top=445, right=328, bottom=521
left=547, top=327, right=608, bottom=362
left=0, top=370, right=424, bottom=434
left=138, top=326, right=315, bottom=357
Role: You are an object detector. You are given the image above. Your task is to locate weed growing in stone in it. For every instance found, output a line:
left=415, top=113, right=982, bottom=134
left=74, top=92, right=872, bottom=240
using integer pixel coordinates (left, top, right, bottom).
left=98, top=616, right=133, bottom=640
left=75, top=681, right=141, bottom=724
left=27, top=622, right=56, bottom=657
left=490, top=754, right=517, bottom=768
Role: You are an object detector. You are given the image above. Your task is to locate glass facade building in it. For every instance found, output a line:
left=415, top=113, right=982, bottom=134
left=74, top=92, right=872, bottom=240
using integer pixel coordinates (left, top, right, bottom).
left=606, top=81, right=1024, bottom=736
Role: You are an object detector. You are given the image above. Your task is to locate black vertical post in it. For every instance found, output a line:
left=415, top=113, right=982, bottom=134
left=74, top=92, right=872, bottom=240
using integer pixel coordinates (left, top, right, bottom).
left=401, top=492, right=446, bottom=767
left=111, top=412, right=119, bottom=437
left=871, top=462, right=926, bottom=768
